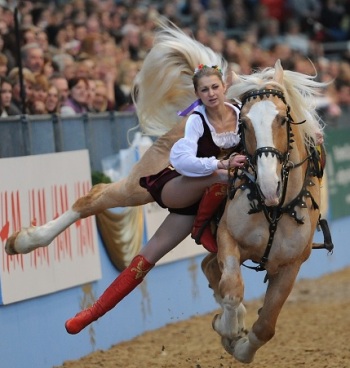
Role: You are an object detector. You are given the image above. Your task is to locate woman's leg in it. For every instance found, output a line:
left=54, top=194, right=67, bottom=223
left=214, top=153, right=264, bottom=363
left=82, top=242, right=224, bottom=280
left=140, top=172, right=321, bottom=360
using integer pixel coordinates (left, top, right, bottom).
left=65, top=213, right=194, bottom=334
left=161, top=170, right=227, bottom=209
left=140, top=213, right=195, bottom=263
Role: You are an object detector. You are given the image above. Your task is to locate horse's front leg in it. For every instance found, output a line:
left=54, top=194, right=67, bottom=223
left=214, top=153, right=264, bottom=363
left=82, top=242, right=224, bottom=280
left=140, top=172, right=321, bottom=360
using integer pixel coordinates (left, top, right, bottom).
left=211, top=223, right=246, bottom=342
left=5, top=178, right=153, bottom=255
left=233, top=262, right=301, bottom=363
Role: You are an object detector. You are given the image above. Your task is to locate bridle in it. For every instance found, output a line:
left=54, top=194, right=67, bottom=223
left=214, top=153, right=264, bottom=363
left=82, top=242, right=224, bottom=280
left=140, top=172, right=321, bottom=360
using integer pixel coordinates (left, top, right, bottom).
left=234, top=88, right=318, bottom=273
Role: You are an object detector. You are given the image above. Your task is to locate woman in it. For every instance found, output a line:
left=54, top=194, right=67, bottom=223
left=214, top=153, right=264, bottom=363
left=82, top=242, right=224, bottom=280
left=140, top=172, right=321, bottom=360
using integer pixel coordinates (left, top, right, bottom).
left=45, top=83, right=61, bottom=114
left=60, top=77, right=89, bottom=115
left=92, top=79, right=113, bottom=112
left=0, top=77, right=15, bottom=116
left=29, top=74, right=49, bottom=114
left=65, top=22, right=246, bottom=335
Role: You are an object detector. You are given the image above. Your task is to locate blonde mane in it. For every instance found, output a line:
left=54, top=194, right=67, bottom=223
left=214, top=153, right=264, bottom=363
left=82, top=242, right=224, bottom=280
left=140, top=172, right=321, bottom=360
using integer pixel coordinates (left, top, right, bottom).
left=133, top=19, right=227, bottom=136
left=226, top=65, right=328, bottom=146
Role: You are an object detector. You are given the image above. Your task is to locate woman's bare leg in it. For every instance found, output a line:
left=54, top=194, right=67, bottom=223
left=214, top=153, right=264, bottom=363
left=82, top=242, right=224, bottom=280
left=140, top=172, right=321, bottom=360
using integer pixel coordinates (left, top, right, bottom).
left=140, top=213, right=195, bottom=263
left=161, top=170, right=227, bottom=209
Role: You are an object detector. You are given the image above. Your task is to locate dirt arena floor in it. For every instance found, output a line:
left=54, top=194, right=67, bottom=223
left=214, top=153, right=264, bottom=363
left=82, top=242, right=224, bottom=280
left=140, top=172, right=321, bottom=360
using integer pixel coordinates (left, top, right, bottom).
left=57, top=267, right=350, bottom=368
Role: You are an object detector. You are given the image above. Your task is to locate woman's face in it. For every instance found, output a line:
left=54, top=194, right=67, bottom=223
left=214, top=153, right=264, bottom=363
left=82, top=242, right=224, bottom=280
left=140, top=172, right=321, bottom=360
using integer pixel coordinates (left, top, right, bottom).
left=46, top=86, right=59, bottom=112
left=1, top=81, right=12, bottom=107
left=93, top=84, right=108, bottom=111
left=32, top=86, right=48, bottom=103
left=195, top=75, right=226, bottom=108
left=70, top=79, right=88, bottom=105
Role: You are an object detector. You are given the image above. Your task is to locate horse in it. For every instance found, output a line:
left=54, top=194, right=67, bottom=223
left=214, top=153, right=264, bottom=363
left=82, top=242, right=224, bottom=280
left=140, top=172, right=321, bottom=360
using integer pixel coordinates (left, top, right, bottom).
left=200, top=59, right=331, bottom=363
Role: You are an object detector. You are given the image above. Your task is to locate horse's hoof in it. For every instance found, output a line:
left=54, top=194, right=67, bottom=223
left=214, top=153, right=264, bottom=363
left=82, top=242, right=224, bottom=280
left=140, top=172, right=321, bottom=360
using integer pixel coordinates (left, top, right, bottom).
left=233, top=336, right=255, bottom=364
left=5, top=233, right=19, bottom=255
left=221, top=336, right=235, bottom=355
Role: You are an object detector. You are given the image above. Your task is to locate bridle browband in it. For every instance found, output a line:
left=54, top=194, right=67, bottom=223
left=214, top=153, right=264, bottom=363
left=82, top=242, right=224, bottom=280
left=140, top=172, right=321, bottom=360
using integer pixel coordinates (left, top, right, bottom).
left=236, top=88, right=316, bottom=274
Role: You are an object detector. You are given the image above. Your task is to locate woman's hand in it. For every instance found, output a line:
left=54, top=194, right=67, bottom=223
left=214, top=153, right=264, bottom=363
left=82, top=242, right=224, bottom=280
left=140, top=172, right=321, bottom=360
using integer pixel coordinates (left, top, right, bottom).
left=230, top=154, right=247, bottom=168
left=218, top=154, right=247, bottom=170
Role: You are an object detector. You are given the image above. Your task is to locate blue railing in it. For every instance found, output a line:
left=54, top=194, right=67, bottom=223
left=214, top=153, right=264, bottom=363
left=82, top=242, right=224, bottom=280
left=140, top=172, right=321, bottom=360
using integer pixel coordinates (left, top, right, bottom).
left=0, top=112, right=140, bottom=172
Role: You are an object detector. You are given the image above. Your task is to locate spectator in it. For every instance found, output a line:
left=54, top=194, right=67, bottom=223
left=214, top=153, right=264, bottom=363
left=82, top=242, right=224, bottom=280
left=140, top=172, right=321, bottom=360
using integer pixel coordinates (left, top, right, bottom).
left=8, top=67, right=35, bottom=115
left=114, top=60, right=139, bottom=111
left=0, top=33, right=16, bottom=71
left=61, top=77, right=89, bottom=116
left=284, top=18, right=310, bottom=55
left=52, top=52, right=76, bottom=80
left=0, top=52, right=8, bottom=77
left=258, top=17, right=284, bottom=51
left=0, top=76, right=17, bottom=117
left=120, top=23, right=142, bottom=61
left=49, top=72, right=69, bottom=103
left=319, top=0, right=348, bottom=42
left=287, top=0, right=321, bottom=34
left=20, top=26, right=38, bottom=46
left=92, top=79, right=113, bottom=112
left=45, top=83, right=61, bottom=114
left=87, top=78, right=97, bottom=112
left=42, top=55, right=55, bottom=78
left=30, top=74, right=49, bottom=114
left=21, top=42, right=45, bottom=75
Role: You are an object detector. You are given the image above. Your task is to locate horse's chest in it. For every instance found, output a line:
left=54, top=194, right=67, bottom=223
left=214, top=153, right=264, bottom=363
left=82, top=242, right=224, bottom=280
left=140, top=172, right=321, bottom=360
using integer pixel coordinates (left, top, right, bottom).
left=224, top=199, right=312, bottom=262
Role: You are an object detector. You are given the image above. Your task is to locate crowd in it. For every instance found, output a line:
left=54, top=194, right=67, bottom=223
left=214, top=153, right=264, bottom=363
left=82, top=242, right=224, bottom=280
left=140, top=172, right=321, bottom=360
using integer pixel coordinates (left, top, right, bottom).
left=0, top=0, right=349, bottom=126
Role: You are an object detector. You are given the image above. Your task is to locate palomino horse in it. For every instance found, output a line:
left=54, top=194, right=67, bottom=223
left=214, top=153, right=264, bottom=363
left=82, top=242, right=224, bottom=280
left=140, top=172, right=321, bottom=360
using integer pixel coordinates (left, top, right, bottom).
left=201, top=60, right=331, bottom=363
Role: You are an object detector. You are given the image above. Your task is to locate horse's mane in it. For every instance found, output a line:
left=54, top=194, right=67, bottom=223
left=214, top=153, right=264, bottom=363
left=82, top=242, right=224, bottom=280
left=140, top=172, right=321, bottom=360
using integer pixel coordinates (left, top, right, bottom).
left=226, top=65, right=329, bottom=147
left=132, top=18, right=227, bottom=136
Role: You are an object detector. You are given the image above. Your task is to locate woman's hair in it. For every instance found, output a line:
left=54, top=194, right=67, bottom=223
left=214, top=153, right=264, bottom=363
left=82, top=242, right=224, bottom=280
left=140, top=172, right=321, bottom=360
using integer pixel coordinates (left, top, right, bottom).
left=192, top=64, right=224, bottom=91
left=132, top=18, right=227, bottom=136
left=67, top=77, right=89, bottom=90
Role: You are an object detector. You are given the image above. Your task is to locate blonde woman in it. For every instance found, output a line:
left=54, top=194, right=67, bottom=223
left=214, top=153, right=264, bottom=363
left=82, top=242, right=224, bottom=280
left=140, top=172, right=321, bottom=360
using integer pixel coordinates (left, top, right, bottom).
left=65, top=21, right=246, bottom=335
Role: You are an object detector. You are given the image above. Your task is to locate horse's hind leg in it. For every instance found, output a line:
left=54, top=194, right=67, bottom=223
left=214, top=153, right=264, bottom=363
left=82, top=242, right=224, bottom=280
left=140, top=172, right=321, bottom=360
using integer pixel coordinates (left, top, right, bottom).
left=5, top=178, right=153, bottom=255
left=5, top=122, right=184, bottom=255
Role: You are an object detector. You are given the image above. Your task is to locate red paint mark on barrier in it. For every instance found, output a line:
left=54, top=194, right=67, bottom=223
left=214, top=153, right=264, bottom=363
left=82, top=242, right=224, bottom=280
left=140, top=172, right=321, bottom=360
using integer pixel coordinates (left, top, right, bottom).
left=75, top=181, right=95, bottom=256
left=53, top=184, right=72, bottom=261
left=28, top=188, right=50, bottom=268
left=1, top=180, right=97, bottom=275
left=0, top=191, right=24, bottom=273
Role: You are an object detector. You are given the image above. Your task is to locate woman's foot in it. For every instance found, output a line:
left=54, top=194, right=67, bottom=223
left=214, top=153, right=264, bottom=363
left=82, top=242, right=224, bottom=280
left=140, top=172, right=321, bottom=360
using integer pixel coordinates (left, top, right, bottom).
left=65, top=309, right=95, bottom=334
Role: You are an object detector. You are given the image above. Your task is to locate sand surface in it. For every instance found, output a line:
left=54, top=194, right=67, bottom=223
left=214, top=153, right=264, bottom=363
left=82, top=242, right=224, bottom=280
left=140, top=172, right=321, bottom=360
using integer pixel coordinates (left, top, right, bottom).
left=56, top=267, right=350, bottom=368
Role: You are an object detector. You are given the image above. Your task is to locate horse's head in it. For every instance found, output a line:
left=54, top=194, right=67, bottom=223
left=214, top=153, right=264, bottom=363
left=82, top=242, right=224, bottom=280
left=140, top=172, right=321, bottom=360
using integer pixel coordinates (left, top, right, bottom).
left=238, top=61, right=292, bottom=207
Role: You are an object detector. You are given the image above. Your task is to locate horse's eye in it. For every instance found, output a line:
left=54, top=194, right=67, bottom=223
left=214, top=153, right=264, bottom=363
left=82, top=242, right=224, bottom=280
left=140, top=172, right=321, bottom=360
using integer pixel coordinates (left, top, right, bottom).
left=280, top=116, right=288, bottom=126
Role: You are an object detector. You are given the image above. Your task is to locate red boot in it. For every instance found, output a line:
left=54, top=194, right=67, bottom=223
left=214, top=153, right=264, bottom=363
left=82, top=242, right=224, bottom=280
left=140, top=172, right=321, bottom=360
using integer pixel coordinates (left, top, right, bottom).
left=65, top=255, right=154, bottom=334
left=191, top=183, right=227, bottom=253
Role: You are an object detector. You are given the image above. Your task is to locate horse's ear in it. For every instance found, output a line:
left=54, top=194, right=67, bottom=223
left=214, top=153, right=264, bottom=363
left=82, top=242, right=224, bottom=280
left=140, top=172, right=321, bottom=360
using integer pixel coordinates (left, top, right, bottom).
left=273, top=59, right=284, bottom=84
left=231, top=70, right=240, bottom=85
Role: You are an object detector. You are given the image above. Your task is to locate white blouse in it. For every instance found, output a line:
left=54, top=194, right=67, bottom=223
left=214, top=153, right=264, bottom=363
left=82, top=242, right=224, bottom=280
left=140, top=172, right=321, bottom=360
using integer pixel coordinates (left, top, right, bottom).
left=170, top=103, right=241, bottom=177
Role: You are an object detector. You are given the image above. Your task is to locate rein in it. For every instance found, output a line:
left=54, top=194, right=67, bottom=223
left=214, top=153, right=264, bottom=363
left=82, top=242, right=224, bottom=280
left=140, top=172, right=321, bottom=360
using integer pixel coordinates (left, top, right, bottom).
left=237, top=88, right=316, bottom=273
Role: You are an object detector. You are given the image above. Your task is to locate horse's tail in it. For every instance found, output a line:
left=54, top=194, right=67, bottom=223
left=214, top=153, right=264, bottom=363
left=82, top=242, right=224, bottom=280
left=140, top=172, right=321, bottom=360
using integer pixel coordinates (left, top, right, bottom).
left=132, top=18, right=227, bottom=136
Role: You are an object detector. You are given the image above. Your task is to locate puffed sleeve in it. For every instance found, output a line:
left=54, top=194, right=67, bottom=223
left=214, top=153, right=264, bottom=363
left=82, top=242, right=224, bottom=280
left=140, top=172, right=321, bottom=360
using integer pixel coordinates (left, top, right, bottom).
left=170, top=114, right=219, bottom=177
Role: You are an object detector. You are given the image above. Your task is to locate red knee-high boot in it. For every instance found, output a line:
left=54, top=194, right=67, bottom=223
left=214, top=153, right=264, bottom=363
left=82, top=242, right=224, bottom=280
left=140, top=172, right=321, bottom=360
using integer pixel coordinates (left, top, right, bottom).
left=191, top=183, right=227, bottom=253
left=65, top=255, right=154, bottom=334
